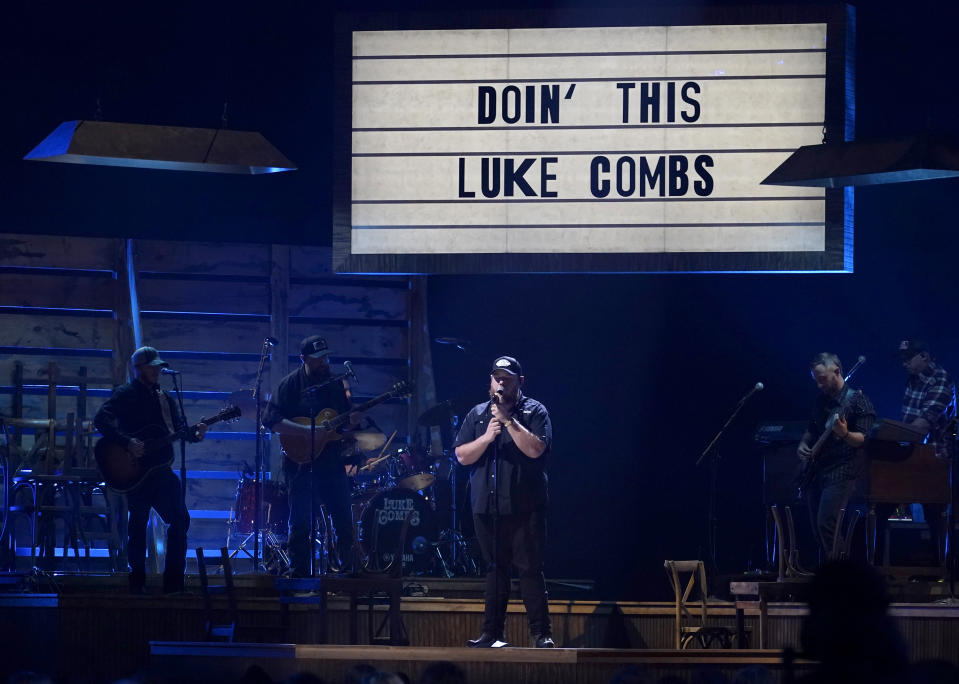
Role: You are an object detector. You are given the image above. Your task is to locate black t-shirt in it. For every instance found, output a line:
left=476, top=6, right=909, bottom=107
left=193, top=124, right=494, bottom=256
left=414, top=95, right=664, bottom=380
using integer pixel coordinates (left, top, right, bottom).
left=263, top=365, right=352, bottom=471
left=453, top=393, right=552, bottom=515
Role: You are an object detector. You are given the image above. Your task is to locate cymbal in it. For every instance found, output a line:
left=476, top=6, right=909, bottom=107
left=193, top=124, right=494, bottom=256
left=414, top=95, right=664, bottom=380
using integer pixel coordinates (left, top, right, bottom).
left=417, top=400, right=455, bottom=426
left=353, top=430, right=387, bottom=451
left=399, top=473, right=435, bottom=491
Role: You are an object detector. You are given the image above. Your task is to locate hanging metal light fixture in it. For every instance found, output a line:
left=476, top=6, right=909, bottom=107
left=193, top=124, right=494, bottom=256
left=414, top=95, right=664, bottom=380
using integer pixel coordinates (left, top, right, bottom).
left=24, top=120, right=296, bottom=175
left=761, top=134, right=959, bottom=188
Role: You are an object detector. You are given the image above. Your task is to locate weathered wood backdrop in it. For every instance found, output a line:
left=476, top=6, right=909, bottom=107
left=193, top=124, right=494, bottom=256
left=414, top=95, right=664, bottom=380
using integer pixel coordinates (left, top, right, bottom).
left=0, top=232, right=423, bottom=559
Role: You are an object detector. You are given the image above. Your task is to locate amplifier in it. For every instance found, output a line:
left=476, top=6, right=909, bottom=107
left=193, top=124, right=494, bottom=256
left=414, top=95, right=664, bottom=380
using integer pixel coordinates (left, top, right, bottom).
left=754, top=420, right=806, bottom=445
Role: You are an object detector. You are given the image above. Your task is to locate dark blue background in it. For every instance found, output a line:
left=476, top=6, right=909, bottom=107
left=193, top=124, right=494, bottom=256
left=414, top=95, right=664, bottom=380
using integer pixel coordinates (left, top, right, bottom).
left=4, top=0, right=958, bottom=598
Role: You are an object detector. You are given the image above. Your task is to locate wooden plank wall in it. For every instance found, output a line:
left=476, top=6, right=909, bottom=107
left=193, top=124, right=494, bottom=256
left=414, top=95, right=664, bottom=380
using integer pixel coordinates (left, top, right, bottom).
left=1, top=233, right=412, bottom=556
left=0, top=233, right=126, bottom=430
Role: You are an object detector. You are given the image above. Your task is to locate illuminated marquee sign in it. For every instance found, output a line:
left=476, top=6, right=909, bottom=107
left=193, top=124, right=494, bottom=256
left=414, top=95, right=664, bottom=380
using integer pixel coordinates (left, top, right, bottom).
left=333, top=9, right=853, bottom=273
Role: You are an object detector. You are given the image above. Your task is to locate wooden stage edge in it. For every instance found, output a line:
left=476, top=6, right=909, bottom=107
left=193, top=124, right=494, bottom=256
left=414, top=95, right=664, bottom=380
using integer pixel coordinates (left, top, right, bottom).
left=150, top=642, right=817, bottom=684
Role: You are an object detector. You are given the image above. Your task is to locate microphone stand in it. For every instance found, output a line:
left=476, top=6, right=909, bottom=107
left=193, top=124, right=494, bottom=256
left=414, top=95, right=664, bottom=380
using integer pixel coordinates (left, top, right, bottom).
left=947, top=415, right=957, bottom=601
left=697, top=384, right=762, bottom=577
left=251, top=338, right=273, bottom=573
left=492, top=402, right=500, bottom=627
left=299, top=373, right=348, bottom=577
left=168, top=372, right=190, bottom=519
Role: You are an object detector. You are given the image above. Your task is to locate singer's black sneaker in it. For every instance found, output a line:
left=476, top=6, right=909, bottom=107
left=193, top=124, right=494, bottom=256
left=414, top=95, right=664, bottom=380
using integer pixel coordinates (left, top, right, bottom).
left=466, top=632, right=508, bottom=648
left=532, top=634, right=556, bottom=648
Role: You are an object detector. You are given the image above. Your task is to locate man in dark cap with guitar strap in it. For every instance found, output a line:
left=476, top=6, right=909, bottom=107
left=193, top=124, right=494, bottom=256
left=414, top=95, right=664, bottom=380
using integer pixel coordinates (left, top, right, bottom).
left=263, top=335, right=358, bottom=576
left=94, top=346, right=208, bottom=594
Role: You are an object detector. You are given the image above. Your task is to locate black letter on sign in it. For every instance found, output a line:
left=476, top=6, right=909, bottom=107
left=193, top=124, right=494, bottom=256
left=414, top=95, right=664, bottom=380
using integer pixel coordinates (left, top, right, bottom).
left=541, top=157, right=558, bottom=198
left=503, top=86, right=521, bottom=124
left=640, top=156, right=666, bottom=197
left=693, top=155, right=714, bottom=196
left=458, top=157, right=475, bottom=198
left=478, top=86, right=496, bottom=124
left=616, top=83, right=635, bottom=123
left=504, top=158, right=536, bottom=197
left=481, top=158, right=500, bottom=198
left=669, top=155, right=689, bottom=196
left=525, top=85, right=536, bottom=123
left=541, top=84, right=560, bottom=123
left=681, top=82, right=701, bottom=123
left=640, top=82, right=660, bottom=123
left=590, top=156, right=611, bottom=198
left=617, top=156, right=636, bottom=197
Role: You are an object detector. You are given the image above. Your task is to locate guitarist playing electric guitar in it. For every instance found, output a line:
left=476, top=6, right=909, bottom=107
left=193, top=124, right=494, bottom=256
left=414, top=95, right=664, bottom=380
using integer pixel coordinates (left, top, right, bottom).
left=93, top=346, right=208, bottom=595
left=796, top=352, right=875, bottom=563
left=262, top=335, right=368, bottom=576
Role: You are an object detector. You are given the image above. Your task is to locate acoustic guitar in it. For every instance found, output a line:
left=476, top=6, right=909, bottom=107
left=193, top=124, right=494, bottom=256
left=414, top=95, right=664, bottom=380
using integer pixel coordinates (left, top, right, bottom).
left=280, top=380, right=411, bottom=465
left=95, top=405, right=241, bottom=492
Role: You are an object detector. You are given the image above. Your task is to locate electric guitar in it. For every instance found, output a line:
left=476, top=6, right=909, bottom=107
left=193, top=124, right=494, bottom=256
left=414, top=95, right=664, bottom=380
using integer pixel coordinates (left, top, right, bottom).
left=280, top=380, right=412, bottom=465
left=95, top=405, right=241, bottom=492
left=795, top=389, right=862, bottom=497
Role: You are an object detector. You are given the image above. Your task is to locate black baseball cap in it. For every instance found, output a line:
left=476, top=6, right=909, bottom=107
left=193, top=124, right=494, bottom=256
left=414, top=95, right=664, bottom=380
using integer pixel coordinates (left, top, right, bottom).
left=491, top=356, right=523, bottom=376
left=301, top=335, right=332, bottom=358
left=130, top=346, right=168, bottom=367
left=896, top=339, right=929, bottom=360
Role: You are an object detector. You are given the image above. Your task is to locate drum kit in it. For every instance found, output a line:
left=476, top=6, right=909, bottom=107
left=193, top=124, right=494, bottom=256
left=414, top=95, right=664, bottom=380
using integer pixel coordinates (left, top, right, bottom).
left=226, top=398, right=481, bottom=577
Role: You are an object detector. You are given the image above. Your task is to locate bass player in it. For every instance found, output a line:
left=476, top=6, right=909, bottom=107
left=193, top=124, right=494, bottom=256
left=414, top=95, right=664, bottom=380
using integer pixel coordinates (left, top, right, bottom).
left=797, top=352, right=875, bottom=562
left=94, top=346, right=208, bottom=594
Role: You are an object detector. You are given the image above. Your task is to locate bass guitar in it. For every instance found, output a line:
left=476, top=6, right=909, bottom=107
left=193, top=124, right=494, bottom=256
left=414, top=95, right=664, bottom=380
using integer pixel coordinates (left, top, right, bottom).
left=795, top=389, right=862, bottom=497
left=280, top=380, right=411, bottom=465
left=95, top=405, right=241, bottom=492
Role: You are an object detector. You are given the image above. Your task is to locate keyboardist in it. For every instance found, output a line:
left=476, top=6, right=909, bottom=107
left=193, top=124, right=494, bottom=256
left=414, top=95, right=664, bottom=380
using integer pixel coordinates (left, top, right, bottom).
left=877, top=339, right=956, bottom=564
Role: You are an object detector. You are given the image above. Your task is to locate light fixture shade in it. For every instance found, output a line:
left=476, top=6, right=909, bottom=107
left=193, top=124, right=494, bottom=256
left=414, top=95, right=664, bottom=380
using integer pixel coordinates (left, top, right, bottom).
left=24, top=120, right=296, bottom=174
left=761, top=135, right=959, bottom=187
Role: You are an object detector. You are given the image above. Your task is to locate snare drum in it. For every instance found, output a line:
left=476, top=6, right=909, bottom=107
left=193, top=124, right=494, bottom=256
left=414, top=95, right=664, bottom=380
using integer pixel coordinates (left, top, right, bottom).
left=230, top=478, right=289, bottom=535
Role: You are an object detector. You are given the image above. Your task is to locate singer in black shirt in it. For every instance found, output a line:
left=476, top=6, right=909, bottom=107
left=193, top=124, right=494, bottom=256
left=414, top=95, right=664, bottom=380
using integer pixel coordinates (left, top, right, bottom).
left=454, top=356, right=554, bottom=648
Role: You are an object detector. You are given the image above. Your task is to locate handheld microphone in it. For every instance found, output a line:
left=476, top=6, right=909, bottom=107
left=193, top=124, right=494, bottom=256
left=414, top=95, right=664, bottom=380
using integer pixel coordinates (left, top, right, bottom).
left=160, top=367, right=181, bottom=375
left=344, top=360, right=359, bottom=384
left=265, top=336, right=278, bottom=346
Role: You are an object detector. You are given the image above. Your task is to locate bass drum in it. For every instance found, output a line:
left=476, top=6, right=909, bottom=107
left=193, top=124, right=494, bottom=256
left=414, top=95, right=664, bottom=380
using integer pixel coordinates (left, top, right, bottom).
left=355, top=487, right=437, bottom=575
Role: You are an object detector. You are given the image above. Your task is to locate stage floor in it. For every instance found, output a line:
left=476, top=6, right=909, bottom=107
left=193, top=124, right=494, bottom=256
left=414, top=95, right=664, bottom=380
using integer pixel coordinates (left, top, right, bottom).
left=150, top=642, right=817, bottom=684
left=1, top=573, right=957, bottom=683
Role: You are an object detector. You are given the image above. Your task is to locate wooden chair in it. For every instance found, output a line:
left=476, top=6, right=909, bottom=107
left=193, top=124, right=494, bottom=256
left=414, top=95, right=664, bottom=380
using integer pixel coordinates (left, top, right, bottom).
left=664, top=559, right=734, bottom=649
left=770, top=504, right=814, bottom=579
left=195, top=547, right=238, bottom=642
left=830, top=507, right=861, bottom=561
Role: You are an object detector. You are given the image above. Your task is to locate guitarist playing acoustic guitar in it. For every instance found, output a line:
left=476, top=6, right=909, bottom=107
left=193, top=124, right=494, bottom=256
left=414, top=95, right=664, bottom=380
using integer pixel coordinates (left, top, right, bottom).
left=796, top=352, right=875, bottom=563
left=93, top=346, right=209, bottom=595
left=262, top=335, right=369, bottom=577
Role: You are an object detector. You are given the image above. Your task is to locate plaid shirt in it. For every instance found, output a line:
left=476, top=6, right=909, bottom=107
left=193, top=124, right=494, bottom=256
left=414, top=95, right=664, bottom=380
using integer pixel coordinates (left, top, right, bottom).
left=902, top=361, right=956, bottom=459
left=807, top=384, right=875, bottom=485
